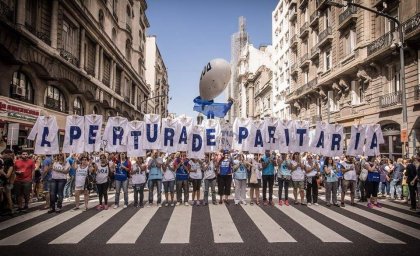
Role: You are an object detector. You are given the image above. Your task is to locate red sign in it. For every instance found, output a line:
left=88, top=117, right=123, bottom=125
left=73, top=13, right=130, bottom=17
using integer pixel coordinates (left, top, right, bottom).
left=0, top=101, right=39, bottom=116
left=401, top=128, right=408, bottom=143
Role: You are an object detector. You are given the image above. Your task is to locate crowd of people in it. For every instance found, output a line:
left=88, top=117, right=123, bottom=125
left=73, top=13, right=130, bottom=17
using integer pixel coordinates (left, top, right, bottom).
left=0, top=148, right=419, bottom=216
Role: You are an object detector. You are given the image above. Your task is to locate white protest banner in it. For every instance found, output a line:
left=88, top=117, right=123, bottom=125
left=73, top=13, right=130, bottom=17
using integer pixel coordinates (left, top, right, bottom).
left=290, top=120, right=310, bottom=153
left=143, top=114, right=161, bottom=150
left=103, top=116, right=128, bottom=153
left=28, top=116, right=59, bottom=155
left=248, top=119, right=266, bottom=154
left=264, top=117, right=280, bottom=151
left=232, top=117, right=252, bottom=151
left=310, top=121, right=329, bottom=156
left=126, top=120, right=146, bottom=157
left=84, top=114, right=103, bottom=153
left=63, top=115, right=84, bottom=154
left=188, top=125, right=205, bottom=159
left=364, top=124, right=384, bottom=156
left=177, top=115, right=194, bottom=152
left=346, top=124, right=367, bottom=156
left=326, top=124, right=344, bottom=157
left=160, top=117, right=180, bottom=154
left=202, top=119, right=221, bottom=153
left=219, top=122, right=233, bottom=151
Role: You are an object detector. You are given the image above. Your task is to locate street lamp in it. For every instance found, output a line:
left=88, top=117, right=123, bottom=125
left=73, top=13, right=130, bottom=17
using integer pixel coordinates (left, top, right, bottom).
left=327, top=0, right=408, bottom=156
left=139, top=94, right=171, bottom=115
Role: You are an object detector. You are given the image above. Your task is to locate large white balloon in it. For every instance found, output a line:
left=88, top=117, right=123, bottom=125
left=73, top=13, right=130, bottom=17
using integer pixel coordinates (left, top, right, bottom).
left=199, top=58, right=231, bottom=101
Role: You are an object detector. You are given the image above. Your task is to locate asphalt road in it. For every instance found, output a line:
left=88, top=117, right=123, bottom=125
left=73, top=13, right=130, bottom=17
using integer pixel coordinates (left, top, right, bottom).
left=0, top=188, right=419, bottom=256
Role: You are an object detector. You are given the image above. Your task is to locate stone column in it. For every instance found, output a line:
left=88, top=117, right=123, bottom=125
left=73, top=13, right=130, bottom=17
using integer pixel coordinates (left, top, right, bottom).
left=16, top=0, right=25, bottom=26
left=79, top=28, right=85, bottom=69
left=248, top=85, right=255, bottom=118
left=109, top=60, right=115, bottom=89
left=50, top=0, right=59, bottom=48
left=99, top=47, right=104, bottom=82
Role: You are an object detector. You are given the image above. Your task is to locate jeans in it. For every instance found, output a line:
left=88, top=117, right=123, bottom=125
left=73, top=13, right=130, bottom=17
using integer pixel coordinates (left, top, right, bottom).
left=325, top=181, right=338, bottom=204
left=176, top=180, right=189, bottom=203
left=204, top=178, right=217, bottom=204
left=64, top=176, right=75, bottom=198
left=358, top=180, right=367, bottom=200
left=389, top=179, right=402, bottom=199
left=380, top=181, right=390, bottom=195
left=408, top=183, right=417, bottom=209
left=234, top=179, right=247, bottom=203
left=306, top=176, right=318, bottom=204
left=49, top=179, right=66, bottom=210
left=262, top=175, right=274, bottom=201
left=278, top=177, right=291, bottom=200
left=148, top=179, right=162, bottom=204
left=14, top=181, right=32, bottom=207
left=133, top=183, right=145, bottom=206
left=97, top=182, right=109, bottom=205
left=115, top=179, right=128, bottom=206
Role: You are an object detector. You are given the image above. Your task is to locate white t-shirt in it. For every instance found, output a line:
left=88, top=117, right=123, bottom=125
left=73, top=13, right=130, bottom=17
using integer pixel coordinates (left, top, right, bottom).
left=202, top=119, right=221, bottom=153
left=103, top=116, right=128, bottom=153
left=343, top=162, right=357, bottom=181
left=28, top=116, right=59, bottom=155
left=52, top=162, right=67, bottom=180
left=364, top=124, right=385, bottom=157
left=125, top=121, right=146, bottom=158
left=176, top=116, right=194, bottom=152
left=143, top=114, right=161, bottom=150
left=162, top=163, right=175, bottom=181
left=96, top=164, right=109, bottom=184
left=189, top=161, right=202, bottom=180
left=251, top=159, right=262, bottom=180
left=131, top=163, right=147, bottom=185
left=232, top=118, right=252, bottom=151
left=291, top=160, right=305, bottom=181
left=84, top=114, right=103, bottom=153
left=264, top=117, right=280, bottom=151
left=203, top=161, right=216, bottom=180
left=75, top=166, right=89, bottom=188
left=63, top=115, right=85, bottom=154
left=305, top=161, right=317, bottom=177
left=248, top=120, right=266, bottom=154
left=276, top=120, right=294, bottom=154
left=347, top=124, right=367, bottom=156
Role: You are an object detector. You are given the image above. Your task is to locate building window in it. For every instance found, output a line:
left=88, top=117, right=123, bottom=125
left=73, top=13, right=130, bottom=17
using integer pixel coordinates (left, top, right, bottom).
left=9, top=71, right=34, bottom=103
left=343, top=28, right=356, bottom=57
left=328, top=91, right=339, bottom=112
left=25, top=0, right=37, bottom=29
left=62, top=19, right=79, bottom=65
left=73, top=97, right=84, bottom=115
left=387, top=65, right=400, bottom=93
left=45, top=86, right=67, bottom=113
left=112, top=0, right=118, bottom=17
left=303, top=70, right=309, bottom=84
left=125, top=39, right=131, bottom=61
left=93, top=106, right=99, bottom=115
left=351, top=80, right=365, bottom=105
left=316, top=98, right=322, bottom=116
left=324, top=50, right=331, bottom=71
left=385, top=8, right=398, bottom=33
left=324, top=7, right=330, bottom=29
left=98, top=10, right=104, bottom=29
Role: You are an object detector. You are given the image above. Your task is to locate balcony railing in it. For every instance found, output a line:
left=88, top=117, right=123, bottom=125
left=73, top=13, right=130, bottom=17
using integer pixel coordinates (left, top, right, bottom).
left=25, top=22, right=51, bottom=45
left=45, top=97, right=67, bottom=113
left=310, top=43, right=319, bottom=58
left=288, top=0, right=297, bottom=9
left=290, top=34, right=298, bottom=46
left=310, top=11, right=319, bottom=26
left=415, top=86, right=420, bottom=101
left=300, top=22, right=309, bottom=37
left=339, top=6, right=357, bottom=24
left=312, top=115, right=322, bottom=124
left=308, top=77, right=318, bottom=88
left=86, top=66, right=95, bottom=76
left=299, top=0, right=308, bottom=10
left=367, top=31, right=393, bottom=56
left=59, top=48, right=80, bottom=67
left=402, top=13, right=420, bottom=37
left=379, top=91, right=402, bottom=108
left=289, top=8, right=297, bottom=21
left=291, top=63, right=297, bottom=71
left=300, top=53, right=309, bottom=64
left=319, top=26, right=332, bottom=42
left=0, top=1, right=13, bottom=22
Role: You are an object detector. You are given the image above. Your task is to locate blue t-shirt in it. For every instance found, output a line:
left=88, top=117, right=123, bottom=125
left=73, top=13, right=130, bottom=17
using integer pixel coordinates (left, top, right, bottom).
left=279, top=160, right=291, bottom=176
left=336, top=163, right=343, bottom=178
left=42, top=157, right=53, bottom=181
left=115, top=160, right=130, bottom=181
left=175, top=158, right=190, bottom=181
left=66, top=157, right=76, bottom=177
left=148, top=158, right=163, bottom=180
left=262, top=155, right=275, bottom=176
left=219, top=159, right=232, bottom=176
left=234, top=163, right=247, bottom=180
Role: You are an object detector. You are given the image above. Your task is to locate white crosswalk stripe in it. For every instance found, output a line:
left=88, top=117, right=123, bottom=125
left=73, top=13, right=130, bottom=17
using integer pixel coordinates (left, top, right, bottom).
left=309, top=204, right=404, bottom=244
left=319, top=195, right=420, bottom=240
left=49, top=194, right=132, bottom=244
left=275, top=204, right=351, bottom=243
left=107, top=206, right=159, bottom=244
left=161, top=205, right=192, bottom=243
left=241, top=204, right=296, bottom=243
left=209, top=203, right=243, bottom=243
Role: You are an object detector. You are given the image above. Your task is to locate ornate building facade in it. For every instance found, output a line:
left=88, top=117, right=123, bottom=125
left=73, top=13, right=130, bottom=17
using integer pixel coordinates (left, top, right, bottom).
left=0, top=0, right=151, bottom=149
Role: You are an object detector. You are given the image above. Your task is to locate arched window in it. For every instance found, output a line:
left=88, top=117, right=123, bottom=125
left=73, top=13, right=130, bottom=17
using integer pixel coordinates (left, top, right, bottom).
left=9, top=71, right=34, bottom=103
left=99, top=9, right=104, bottom=29
left=73, top=97, right=84, bottom=115
left=125, top=39, right=131, bottom=61
left=112, top=27, right=117, bottom=41
left=45, top=85, right=66, bottom=113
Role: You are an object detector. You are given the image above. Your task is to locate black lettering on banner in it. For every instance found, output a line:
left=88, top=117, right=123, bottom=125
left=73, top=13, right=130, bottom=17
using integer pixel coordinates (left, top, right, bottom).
left=199, top=62, right=212, bottom=81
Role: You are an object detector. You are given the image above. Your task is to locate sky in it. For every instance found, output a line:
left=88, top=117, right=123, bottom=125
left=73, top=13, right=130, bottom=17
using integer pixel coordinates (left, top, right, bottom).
left=146, top=0, right=278, bottom=117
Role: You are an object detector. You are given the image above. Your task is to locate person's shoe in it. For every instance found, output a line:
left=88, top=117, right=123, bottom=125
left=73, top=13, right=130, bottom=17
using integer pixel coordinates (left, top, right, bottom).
left=104, top=205, right=109, bottom=210
left=235, top=201, right=239, bottom=205
left=301, top=201, right=307, bottom=206
left=196, top=201, right=201, bottom=206
left=224, top=199, right=230, bottom=205
left=184, top=202, right=190, bottom=206
left=192, top=201, right=196, bottom=206
left=242, top=200, right=247, bottom=205
left=284, top=200, right=290, bottom=206
left=341, top=202, right=345, bottom=207
left=279, top=200, right=284, bottom=206
left=72, top=207, right=80, bottom=211
left=123, top=205, right=128, bottom=209
left=158, top=203, right=162, bottom=208
left=409, top=208, right=417, bottom=211
left=213, top=201, right=218, bottom=205
left=55, top=208, right=61, bottom=213
left=294, top=201, right=299, bottom=205
left=326, top=203, right=331, bottom=207
left=139, top=203, right=144, bottom=208
left=367, top=202, right=373, bottom=209
left=334, top=203, right=340, bottom=207
left=263, top=201, right=268, bottom=206
left=113, top=205, right=119, bottom=209
left=269, top=201, right=274, bottom=206
left=146, top=203, right=151, bottom=208
left=350, top=202, right=356, bottom=206
left=176, top=202, right=181, bottom=206
left=165, top=202, right=169, bottom=207
left=96, top=205, right=103, bottom=211
left=374, top=203, right=382, bottom=208
left=203, top=202, right=208, bottom=206
left=47, top=209, right=55, bottom=214
left=218, top=200, right=223, bottom=204
left=314, top=203, right=319, bottom=206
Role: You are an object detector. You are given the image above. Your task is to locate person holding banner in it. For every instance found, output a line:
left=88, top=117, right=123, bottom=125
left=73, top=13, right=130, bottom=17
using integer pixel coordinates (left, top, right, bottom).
left=147, top=150, right=163, bottom=207
left=217, top=150, right=234, bottom=205
left=174, top=152, right=191, bottom=206
left=73, top=155, right=93, bottom=211
left=189, top=158, right=203, bottom=206
left=113, top=153, right=131, bottom=209
left=162, top=154, right=176, bottom=207
left=132, top=157, right=147, bottom=208
left=341, top=156, right=357, bottom=207
left=233, top=154, right=249, bottom=205
left=261, top=150, right=276, bottom=206
left=203, top=154, right=217, bottom=206
left=277, top=153, right=291, bottom=206
left=323, top=157, right=339, bottom=207
left=291, top=153, right=306, bottom=205
left=304, top=154, right=320, bottom=206
left=364, top=156, right=381, bottom=209
left=48, top=153, right=68, bottom=213
left=94, top=154, right=114, bottom=210
left=249, top=154, right=262, bottom=205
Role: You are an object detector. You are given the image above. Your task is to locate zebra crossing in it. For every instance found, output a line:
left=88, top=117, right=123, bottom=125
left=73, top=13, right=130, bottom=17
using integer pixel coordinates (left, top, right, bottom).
left=0, top=190, right=419, bottom=248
